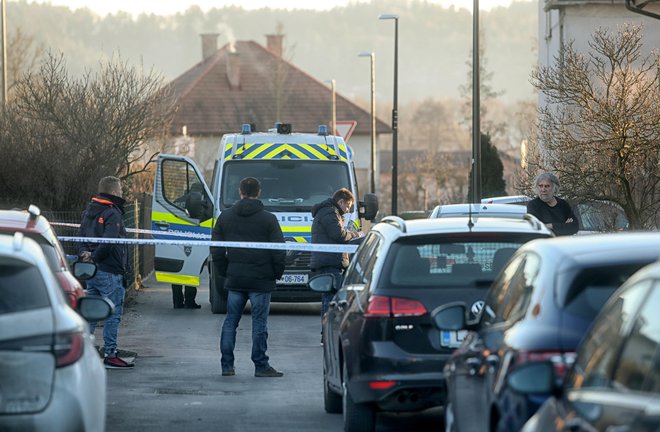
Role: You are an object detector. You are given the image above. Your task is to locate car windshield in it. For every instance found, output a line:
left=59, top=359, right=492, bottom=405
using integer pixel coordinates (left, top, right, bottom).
left=0, top=258, right=50, bottom=314
left=382, top=233, right=544, bottom=288
left=220, top=160, right=351, bottom=211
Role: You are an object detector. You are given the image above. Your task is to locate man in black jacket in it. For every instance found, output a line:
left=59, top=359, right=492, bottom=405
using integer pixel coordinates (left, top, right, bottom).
left=211, top=177, right=286, bottom=378
left=527, top=172, right=579, bottom=236
left=78, top=176, right=134, bottom=369
left=310, top=188, right=363, bottom=339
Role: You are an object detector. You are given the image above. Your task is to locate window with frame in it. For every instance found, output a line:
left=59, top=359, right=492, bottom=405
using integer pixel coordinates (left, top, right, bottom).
left=0, top=258, right=50, bottom=314
left=162, top=160, right=205, bottom=213
left=343, top=232, right=380, bottom=286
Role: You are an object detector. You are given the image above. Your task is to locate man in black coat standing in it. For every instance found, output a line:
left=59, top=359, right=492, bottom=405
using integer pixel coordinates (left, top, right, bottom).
left=527, top=172, right=579, bottom=236
left=211, top=177, right=286, bottom=378
left=310, top=188, right=363, bottom=344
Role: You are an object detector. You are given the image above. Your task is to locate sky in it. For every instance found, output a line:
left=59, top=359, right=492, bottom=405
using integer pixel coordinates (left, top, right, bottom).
left=28, top=0, right=532, bottom=16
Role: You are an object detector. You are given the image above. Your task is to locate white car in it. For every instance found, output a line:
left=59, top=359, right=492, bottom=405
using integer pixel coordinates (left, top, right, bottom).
left=429, top=203, right=531, bottom=220
left=0, top=233, right=113, bottom=432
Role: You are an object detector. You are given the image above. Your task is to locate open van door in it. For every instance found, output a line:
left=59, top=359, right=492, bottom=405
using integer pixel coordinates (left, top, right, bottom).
left=152, top=155, right=213, bottom=288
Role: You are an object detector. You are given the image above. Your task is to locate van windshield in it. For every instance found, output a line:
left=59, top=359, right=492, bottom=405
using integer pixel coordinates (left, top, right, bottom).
left=220, top=160, right=352, bottom=211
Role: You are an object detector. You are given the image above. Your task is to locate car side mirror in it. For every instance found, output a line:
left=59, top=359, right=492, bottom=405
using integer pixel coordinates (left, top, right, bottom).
left=307, top=274, right=335, bottom=293
left=73, top=261, right=97, bottom=280
left=359, top=193, right=379, bottom=221
left=431, top=302, right=467, bottom=331
left=507, top=361, right=556, bottom=395
left=77, top=296, right=114, bottom=322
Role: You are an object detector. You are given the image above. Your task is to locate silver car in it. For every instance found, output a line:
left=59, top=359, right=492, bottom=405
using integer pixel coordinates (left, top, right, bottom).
left=0, top=233, right=113, bottom=432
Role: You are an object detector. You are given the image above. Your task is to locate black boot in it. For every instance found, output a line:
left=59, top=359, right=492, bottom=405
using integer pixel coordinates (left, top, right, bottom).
left=184, top=286, right=201, bottom=309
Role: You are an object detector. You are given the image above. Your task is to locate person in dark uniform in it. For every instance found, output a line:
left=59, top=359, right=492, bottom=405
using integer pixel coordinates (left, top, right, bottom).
left=527, top=172, right=579, bottom=236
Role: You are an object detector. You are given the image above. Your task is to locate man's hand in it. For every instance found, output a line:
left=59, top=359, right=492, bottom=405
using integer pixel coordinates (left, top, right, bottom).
left=80, top=251, right=93, bottom=262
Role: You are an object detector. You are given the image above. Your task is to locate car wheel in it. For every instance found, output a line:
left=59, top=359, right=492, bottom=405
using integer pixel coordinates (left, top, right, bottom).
left=324, top=365, right=342, bottom=414
left=342, top=362, right=375, bottom=432
left=444, top=401, right=457, bottom=432
left=209, top=268, right=228, bottom=314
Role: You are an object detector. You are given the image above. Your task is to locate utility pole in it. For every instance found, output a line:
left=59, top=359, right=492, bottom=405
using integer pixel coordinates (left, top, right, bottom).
left=471, top=0, right=482, bottom=203
left=1, top=0, right=7, bottom=107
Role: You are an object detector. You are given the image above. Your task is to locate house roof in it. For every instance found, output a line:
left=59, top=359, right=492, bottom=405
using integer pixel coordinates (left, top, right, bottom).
left=169, top=40, right=390, bottom=137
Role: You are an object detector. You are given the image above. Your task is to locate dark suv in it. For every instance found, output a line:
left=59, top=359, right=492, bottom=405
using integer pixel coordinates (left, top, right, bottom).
left=308, top=215, right=553, bottom=432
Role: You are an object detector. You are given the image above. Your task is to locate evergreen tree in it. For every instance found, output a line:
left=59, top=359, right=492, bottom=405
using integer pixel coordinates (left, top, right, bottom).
left=467, top=132, right=507, bottom=201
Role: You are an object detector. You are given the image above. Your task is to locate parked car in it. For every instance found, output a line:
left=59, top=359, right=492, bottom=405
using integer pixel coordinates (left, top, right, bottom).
left=508, top=259, right=660, bottom=432
left=0, top=232, right=114, bottom=431
left=0, top=205, right=85, bottom=308
left=429, top=203, right=529, bottom=220
left=432, top=232, right=660, bottom=432
left=308, top=215, right=553, bottom=432
left=481, top=195, right=629, bottom=234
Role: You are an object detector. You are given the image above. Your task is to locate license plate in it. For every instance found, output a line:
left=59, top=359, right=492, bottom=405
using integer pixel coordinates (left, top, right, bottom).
left=276, top=274, right=308, bottom=285
left=440, top=330, right=468, bottom=348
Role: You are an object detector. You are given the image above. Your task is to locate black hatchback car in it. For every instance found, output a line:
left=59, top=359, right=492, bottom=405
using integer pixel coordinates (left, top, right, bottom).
left=308, top=215, right=553, bottom=432
left=432, top=232, right=660, bottom=432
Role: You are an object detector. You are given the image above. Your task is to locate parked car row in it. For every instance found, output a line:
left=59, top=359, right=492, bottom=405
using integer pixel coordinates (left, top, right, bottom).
left=310, top=209, right=658, bottom=432
left=0, top=207, right=114, bottom=432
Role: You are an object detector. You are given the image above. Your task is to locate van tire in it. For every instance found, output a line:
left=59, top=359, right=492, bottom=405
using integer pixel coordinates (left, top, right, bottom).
left=209, top=266, right=228, bottom=314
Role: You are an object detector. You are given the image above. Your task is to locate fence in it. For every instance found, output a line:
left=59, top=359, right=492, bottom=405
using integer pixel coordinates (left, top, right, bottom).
left=46, top=193, right=155, bottom=292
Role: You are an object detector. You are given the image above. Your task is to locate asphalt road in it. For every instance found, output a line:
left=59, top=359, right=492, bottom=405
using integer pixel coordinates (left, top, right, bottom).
left=102, top=274, right=443, bottom=432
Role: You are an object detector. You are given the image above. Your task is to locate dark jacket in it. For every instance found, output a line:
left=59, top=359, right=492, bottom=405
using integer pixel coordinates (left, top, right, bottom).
left=310, top=198, right=358, bottom=271
left=210, top=198, right=285, bottom=293
left=78, top=193, right=129, bottom=275
left=527, top=196, right=579, bottom=236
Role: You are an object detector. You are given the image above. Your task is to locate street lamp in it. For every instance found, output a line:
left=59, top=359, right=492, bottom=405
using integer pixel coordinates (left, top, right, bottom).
left=471, top=0, right=482, bottom=203
left=1, top=0, right=7, bottom=107
left=379, top=13, right=399, bottom=215
left=358, top=51, right=377, bottom=195
left=324, top=79, right=336, bottom=136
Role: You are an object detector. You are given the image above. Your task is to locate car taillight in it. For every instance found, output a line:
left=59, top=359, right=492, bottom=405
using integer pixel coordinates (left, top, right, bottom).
left=368, top=381, right=397, bottom=390
left=516, top=350, right=576, bottom=378
left=365, top=295, right=427, bottom=317
left=53, top=332, right=84, bottom=367
left=67, top=292, right=78, bottom=309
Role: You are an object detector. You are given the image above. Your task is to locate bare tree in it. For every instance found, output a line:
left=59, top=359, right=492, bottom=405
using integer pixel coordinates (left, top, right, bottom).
left=524, top=23, right=659, bottom=229
left=0, top=51, right=176, bottom=211
left=6, top=28, right=45, bottom=97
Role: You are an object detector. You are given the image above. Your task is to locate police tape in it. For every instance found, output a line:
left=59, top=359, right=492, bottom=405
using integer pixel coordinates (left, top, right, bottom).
left=51, top=222, right=212, bottom=239
left=58, top=236, right=359, bottom=253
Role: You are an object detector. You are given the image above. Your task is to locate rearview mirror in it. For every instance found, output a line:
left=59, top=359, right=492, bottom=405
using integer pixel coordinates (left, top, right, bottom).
left=507, top=361, right=556, bottom=395
left=359, top=193, right=379, bottom=221
left=73, top=261, right=97, bottom=280
left=307, top=274, right=335, bottom=293
left=77, top=296, right=114, bottom=322
left=431, top=302, right=467, bottom=331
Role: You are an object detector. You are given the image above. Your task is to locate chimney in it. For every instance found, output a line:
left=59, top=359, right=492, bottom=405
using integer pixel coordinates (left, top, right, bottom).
left=266, top=34, right=284, bottom=57
left=226, top=52, right=240, bottom=88
left=200, top=33, right=219, bottom=62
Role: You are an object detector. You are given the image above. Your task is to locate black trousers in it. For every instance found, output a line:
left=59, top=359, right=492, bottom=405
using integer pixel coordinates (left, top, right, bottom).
left=171, top=284, right=197, bottom=307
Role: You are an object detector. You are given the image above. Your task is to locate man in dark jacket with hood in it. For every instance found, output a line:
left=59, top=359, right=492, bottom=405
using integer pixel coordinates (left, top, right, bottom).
left=78, top=176, right=134, bottom=369
left=310, top=188, right=363, bottom=340
left=211, top=177, right=286, bottom=378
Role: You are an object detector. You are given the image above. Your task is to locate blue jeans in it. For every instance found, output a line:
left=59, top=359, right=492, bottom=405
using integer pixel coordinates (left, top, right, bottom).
left=220, top=290, right=272, bottom=372
left=86, top=270, right=125, bottom=357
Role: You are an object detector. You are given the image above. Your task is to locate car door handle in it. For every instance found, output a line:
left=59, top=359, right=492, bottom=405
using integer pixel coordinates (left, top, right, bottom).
left=154, top=221, right=170, bottom=229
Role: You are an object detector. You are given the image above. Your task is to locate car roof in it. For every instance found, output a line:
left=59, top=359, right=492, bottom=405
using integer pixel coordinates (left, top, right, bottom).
left=519, top=232, right=660, bottom=266
left=617, top=259, right=660, bottom=288
left=430, top=203, right=528, bottom=218
left=373, top=215, right=553, bottom=238
left=0, top=207, right=51, bottom=236
left=481, top=195, right=531, bottom=205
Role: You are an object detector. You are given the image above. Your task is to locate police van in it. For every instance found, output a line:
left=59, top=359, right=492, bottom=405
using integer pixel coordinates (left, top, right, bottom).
left=151, top=123, right=378, bottom=313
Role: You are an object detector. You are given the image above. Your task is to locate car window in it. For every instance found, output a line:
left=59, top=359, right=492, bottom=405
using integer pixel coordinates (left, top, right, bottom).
left=343, top=232, right=380, bottom=286
left=382, top=233, right=541, bottom=289
left=568, top=279, right=651, bottom=390
left=482, top=253, right=539, bottom=325
left=0, top=258, right=50, bottom=314
left=612, top=281, right=660, bottom=393
left=561, top=264, right=649, bottom=320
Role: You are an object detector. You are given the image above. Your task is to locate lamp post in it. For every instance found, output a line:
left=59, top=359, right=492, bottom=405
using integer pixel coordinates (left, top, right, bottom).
left=358, top=51, right=377, bottom=195
left=471, top=0, right=482, bottom=203
left=379, top=14, right=399, bottom=215
left=325, top=79, right=337, bottom=135
left=1, top=0, right=7, bottom=107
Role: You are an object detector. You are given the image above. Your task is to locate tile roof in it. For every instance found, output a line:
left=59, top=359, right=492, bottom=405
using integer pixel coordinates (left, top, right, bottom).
left=169, top=40, right=390, bottom=137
